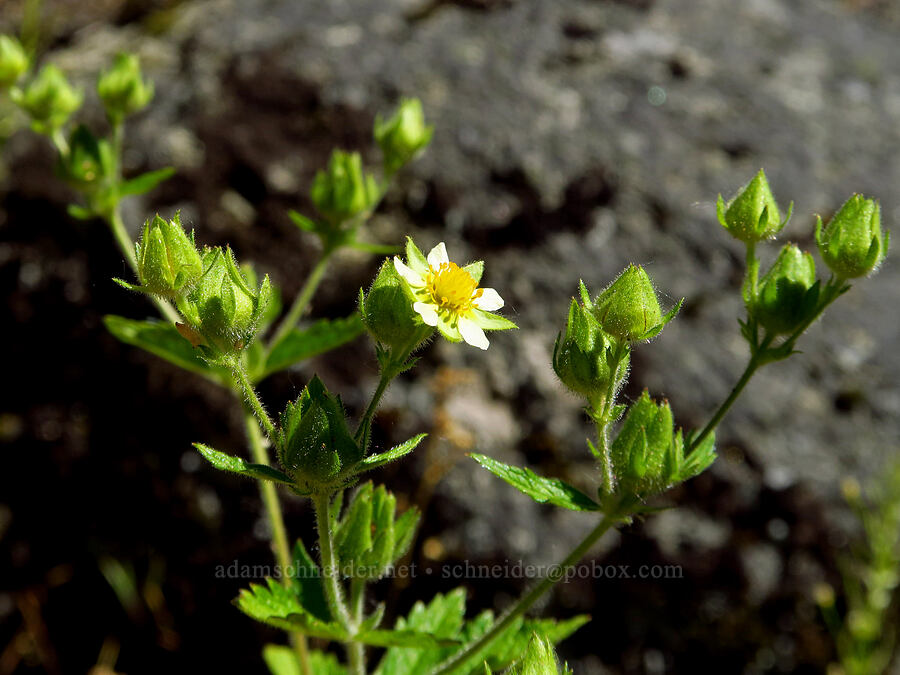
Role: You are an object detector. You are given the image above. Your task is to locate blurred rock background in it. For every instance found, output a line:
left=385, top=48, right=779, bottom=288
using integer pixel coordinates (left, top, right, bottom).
left=1, top=0, right=898, bottom=672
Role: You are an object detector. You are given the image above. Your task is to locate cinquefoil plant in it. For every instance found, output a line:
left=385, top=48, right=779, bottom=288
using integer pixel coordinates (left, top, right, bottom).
left=2, top=33, right=890, bottom=674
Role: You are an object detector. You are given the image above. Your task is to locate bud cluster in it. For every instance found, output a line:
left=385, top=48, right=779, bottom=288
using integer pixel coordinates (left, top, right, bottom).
left=553, top=267, right=678, bottom=406
left=12, top=63, right=82, bottom=134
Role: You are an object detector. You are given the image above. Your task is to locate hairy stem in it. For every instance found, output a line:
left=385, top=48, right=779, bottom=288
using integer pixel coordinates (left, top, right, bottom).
left=354, top=369, right=392, bottom=449
left=244, top=415, right=313, bottom=675
left=232, top=361, right=277, bottom=442
left=267, top=251, right=333, bottom=352
left=313, top=492, right=363, bottom=674
left=430, top=509, right=626, bottom=675
left=592, top=341, right=628, bottom=495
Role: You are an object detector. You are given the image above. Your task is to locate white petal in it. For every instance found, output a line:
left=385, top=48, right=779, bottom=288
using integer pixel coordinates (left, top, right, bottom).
left=413, top=301, right=439, bottom=326
left=394, top=256, right=425, bottom=287
left=427, top=242, right=449, bottom=269
left=459, top=316, right=489, bottom=350
left=473, top=287, right=504, bottom=311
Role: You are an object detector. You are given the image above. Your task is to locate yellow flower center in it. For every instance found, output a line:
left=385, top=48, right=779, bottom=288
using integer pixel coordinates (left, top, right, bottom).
left=427, top=262, right=482, bottom=312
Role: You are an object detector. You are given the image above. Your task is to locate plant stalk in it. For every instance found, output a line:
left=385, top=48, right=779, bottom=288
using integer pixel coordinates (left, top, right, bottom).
left=267, top=251, right=333, bottom=353
left=232, top=362, right=277, bottom=442
left=313, top=492, right=364, bottom=675
left=244, top=415, right=313, bottom=675
left=430, top=509, right=625, bottom=675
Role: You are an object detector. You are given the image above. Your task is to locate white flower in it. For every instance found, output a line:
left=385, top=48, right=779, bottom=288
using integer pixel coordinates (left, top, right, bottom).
left=393, top=240, right=515, bottom=349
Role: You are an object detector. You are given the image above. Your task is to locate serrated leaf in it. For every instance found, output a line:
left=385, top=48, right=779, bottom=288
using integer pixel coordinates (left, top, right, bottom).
left=263, top=645, right=346, bottom=675
left=357, top=434, right=428, bottom=473
left=264, top=315, right=365, bottom=377
left=376, top=589, right=469, bottom=675
left=470, top=454, right=600, bottom=512
left=291, top=540, right=330, bottom=622
left=117, top=167, right=176, bottom=197
left=194, top=443, right=295, bottom=486
left=357, top=629, right=459, bottom=649
left=103, top=315, right=231, bottom=385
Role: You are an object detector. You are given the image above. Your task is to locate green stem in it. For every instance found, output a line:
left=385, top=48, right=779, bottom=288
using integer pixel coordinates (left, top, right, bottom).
left=591, top=341, right=628, bottom=495
left=244, top=415, right=314, bottom=675
left=313, top=492, right=364, bottom=675
left=688, top=334, right=772, bottom=454
left=430, top=509, right=626, bottom=675
left=232, top=361, right=277, bottom=442
left=266, top=251, right=333, bottom=353
left=354, top=369, right=393, bottom=448
left=745, top=242, right=760, bottom=304
left=349, top=577, right=367, bottom=674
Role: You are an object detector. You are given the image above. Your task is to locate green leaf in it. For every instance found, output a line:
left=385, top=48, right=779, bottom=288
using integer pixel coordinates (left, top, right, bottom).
left=290, top=539, right=330, bottom=622
left=376, top=589, right=468, bottom=675
left=357, top=434, right=428, bottom=473
left=356, top=629, right=458, bottom=649
left=469, top=454, right=600, bottom=512
left=194, top=443, right=295, bottom=486
left=392, top=507, right=420, bottom=562
left=288, top=209, right=318, bottom=233
left=263, top=645, right=346, bottom=675
left=117, top=167, right=176, bottom=197
left=103, top=315, right=231, bottom=385
left=264, top=315, right=365, bottom=378
left=237, top=579, right=352, bottom=641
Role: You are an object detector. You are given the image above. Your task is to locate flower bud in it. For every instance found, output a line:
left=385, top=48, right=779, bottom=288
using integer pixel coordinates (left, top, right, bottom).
left=310, top=150, right=379, bottom=224
left=374, top=98, right=433, bottom=174
left=97, top=53, right=154, bottom=122
left=0, top=35, right=28, bottom=89
left=359, top=259, right=432, bottom=352
left=754, top=244, right=818, bottom=335
left=12, top=64, right=82, bottom=134
left=552, top=294, right=627, bottom=406
left=815, top=194, right=889, bottom=279
left=133, top=213, right=203, bottom=299
left=176, top=246, right=271, bottom=353
left=717, top=169, right=791, bottom=243
left=58, top=125, right=113, bottom=193
left=610, top=391, right=674, bottom=496
left=592, top=264, right=678, bottom=343
left=277, top=376, right=362, bottom=491
left=509, top=634, right=569, bottom=675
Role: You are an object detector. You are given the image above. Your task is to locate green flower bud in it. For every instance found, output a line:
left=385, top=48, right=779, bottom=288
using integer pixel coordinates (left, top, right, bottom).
left=592, top=264, right=679, bottom=343
left=58, top=125, right=114, bottom=193
left=176, top=246, right=271, bottom=353
left=334, top=483, right=420, bottom=580
left=359, top=259, right=432, bottom=352
left=277, top=376, right=362, bottom=491
left=0, top=35, right=28, bottom=88
left=717, top=169, right=792, bottom=243
left=374, top=98, right=433, bottom=174
left=552, top=289, right=628, bottom=406
left=132, top=213, right=203, bottom=299
left=754, top=243, right=818, bottom=335
left=13, top=64, right=82, bottom=134
left=816, top=194, right=890, bottom=279
left=96, top=53, right=154, bottom=122
left=610, top=391, right=674, bottom=496
left=310, top=150, right=379, bottom=224
left=509, top=634, right=571, bottom=675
